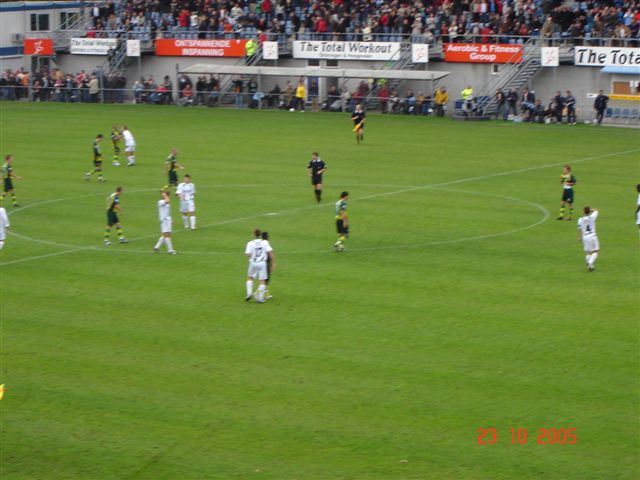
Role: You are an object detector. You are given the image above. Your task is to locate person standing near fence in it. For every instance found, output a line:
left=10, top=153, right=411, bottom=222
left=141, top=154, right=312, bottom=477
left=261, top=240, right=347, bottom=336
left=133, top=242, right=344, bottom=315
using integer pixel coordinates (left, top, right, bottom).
left=593, top=90, right=609, bottom=125
left=88, top=75, right=100, bottom=103
left=434, top=87, right=448, bottom=117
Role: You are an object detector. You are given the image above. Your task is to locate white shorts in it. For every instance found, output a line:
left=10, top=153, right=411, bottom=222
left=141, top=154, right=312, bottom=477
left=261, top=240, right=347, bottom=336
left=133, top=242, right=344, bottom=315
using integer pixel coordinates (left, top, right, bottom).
left=180, top=200, right=195, bottom=213
left=636, top=212, right=640, bottom=225
left=160, top=217, right=172, bottom=233
left=582, top=234, right=599, bottom=252
left=247, top=261, right=268, bottom=280
left=125, top=142, right=136, bottom=153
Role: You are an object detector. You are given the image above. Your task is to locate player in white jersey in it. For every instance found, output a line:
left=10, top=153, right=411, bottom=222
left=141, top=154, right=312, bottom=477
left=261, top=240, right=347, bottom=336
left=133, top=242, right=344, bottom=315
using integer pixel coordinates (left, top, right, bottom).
left=176, top=174, right=196, bottom=230
left=635, top=184, right=640, bottom=237
left=153, top=190, right=176, bottom=254
left=577, top=206, right=599, bottom=272
left=0, top=205, right=9, bottom=250
left=121, top=126, right=136, bottom=166
left=244, top=228, right=275, bottom=303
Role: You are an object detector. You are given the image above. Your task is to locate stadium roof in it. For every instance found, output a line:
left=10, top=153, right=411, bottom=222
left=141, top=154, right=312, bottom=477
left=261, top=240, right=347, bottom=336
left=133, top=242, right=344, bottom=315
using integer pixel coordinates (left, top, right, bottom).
left=179, top=64, right=450, bottom=81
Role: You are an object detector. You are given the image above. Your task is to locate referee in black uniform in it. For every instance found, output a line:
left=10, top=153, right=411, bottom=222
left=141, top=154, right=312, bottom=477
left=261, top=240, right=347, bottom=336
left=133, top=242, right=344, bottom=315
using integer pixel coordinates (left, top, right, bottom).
left=307, top=152, right=327, bottom=203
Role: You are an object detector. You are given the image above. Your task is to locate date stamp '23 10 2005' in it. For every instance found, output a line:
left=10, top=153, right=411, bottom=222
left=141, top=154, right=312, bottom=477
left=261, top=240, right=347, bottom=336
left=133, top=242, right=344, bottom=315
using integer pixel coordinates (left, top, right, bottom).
left=477, top=428, right=577, bottom=445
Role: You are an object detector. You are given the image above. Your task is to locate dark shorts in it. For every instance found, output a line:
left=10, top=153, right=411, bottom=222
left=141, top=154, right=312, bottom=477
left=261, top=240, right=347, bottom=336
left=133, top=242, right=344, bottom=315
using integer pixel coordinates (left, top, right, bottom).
left=113, top=145, right=120, bottom=155
left=94, top=160, right=102, bottom=168
left=4, top=178, right=13, bottom=192
left=311, top=174, right=323, bottom=186
left=107, top=210, right=119, bottom=226
left=354, top=122, right=364, bottom=130
left=336, top=219, right=349, bottom=235
left=169, top=170, right=178, bottom=185
left=562, top=189, right=574, bottom=203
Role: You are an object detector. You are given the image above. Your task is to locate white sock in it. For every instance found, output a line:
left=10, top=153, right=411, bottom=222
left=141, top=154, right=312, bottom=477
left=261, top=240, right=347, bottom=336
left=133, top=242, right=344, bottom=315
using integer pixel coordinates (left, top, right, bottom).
left=0, top=241, right=4, bottom=250
left=190, top=215, right=196, bottom=229
left=589, top=252, right=598, bottom=267
left=257, top=284, right=266, bottom=302
left=154, top=237, right=165, bottom=249
left=585, top=255, right=590, bottom=265
left=246, top=280, right=253, bottom=297
left=183, top=215, right=189, bottom=228
left=129, top=156, right=136, bottom=164
left=166, top=238, right=174, bottom=252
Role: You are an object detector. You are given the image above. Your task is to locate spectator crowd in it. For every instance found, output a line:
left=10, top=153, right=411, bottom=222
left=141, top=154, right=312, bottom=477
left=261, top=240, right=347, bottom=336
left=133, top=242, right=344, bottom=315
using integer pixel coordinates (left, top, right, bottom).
left=85, top=0, right=639, bottom=44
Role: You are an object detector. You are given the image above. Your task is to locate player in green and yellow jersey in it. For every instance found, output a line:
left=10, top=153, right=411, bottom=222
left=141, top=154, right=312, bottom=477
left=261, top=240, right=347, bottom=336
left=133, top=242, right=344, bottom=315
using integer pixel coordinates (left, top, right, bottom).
left=104, top=186, right=127, bottom=245
left=111, top=126, right=122, bottom=166
left=2, top=154, right=22, bottom=207
left=558, top=165, right=577, bottom=221
left=85, top=134, right=105, bottom=182
left=164, top=148, right=183, bottom=190
left=334, top=191, right=349, bottom=252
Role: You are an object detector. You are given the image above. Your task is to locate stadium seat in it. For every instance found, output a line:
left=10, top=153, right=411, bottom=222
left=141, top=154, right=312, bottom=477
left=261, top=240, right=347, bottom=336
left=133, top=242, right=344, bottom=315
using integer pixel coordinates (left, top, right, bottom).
left=621, top=108, right=630, bottom=123
left=630, top=109, right=639, bottom=121
left=605, top=107, right=612, bottom=118
left=612, top=108, right=621, bottom=119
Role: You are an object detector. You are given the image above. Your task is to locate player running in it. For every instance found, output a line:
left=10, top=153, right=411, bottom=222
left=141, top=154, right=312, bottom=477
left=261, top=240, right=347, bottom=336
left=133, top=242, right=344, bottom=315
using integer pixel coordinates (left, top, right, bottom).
left=153, top=190, right=177, bottom=254
left=85, top=134, right=105, bottom=182
left=111, top=126, right=122, bottom=166
left=2, top=155, right=21, bottom=207
left=351, top=103, right=365, bottom=144
left=557, top=165, right=576, bottom=221
left=334, top=191, right=349, bottom=252
left=104, top=186, right=127, bottom=245
left=307, top=152, right=327, bottom=203
left=245, top=228, right=275, bottom=303
left=164, top=148, right=184, bottom=190
left=121, top=126, right=136, bottom=166
left=176, top=174, right=196, bottom=230
left=577, top=206, right=600, bottom=272
left=0, top=203, right=9, bottom=250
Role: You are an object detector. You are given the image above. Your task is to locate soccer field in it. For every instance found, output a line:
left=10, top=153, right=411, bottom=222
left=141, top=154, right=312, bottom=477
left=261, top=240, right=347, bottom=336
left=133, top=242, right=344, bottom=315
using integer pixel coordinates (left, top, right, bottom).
left=1, top=102, right=638, bottom=479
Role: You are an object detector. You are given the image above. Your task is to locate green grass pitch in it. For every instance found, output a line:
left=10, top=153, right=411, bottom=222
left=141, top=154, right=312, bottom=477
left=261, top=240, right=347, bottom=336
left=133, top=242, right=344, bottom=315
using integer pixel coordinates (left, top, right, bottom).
left=0, top=102, right=638, bottom=479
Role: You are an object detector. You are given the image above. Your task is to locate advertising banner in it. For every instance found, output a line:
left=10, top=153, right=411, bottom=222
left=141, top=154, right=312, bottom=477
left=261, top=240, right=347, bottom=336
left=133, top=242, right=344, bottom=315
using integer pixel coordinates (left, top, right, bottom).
left=155, top=39, right=247, bottom=57
left=411, top=44, right=429, bottom=63
left=70, top=37, right=118, bottom=55
left=444, top=43, right=522, bottom=63
left=262, top=41, right=279, bottom=60
left=23, top=38, right=54, bottom=56
left=293, top=41, right=401, bottom=60
left=574, top=47, right=640, bottom=67
left=126, top=39, right=141, bottom=57
left=541, top=47, right=559, bottom=67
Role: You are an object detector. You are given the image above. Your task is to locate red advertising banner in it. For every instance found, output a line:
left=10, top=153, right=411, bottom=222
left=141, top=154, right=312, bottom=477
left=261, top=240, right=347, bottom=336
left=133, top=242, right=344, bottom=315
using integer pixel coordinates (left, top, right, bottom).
left=155, top=39, right=247, bottom=57
left=23, top=38, right=54, bottom=56
left=444, top=43, right=522, bottom=63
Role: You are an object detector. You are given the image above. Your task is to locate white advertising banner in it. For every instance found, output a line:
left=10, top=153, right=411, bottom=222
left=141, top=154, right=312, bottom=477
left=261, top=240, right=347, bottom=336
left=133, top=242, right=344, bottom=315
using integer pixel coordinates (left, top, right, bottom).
left=70, top=38, right=118, bottom=55
left=126, top=39, right=141, bottom=57
left=541, top=47, right=559, bottom=67
left=574, top=47, right=640, bottom=67
left=293, top=41, right=401, bottom=60
left=262, top=41, right=279, bottom=60
left=411, top=44, right=429, bottom=63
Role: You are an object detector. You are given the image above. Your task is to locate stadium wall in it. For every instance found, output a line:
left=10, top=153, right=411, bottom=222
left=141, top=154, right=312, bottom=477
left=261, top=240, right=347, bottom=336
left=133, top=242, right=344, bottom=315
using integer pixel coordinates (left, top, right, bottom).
left=51, top=54, right=632, bottom=116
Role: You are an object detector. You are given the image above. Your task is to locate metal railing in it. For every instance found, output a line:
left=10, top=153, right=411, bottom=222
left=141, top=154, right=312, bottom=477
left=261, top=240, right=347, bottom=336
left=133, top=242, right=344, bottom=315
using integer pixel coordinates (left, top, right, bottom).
left=470, top=38, right=539, bottom=116
left=40, top=29, right=639, bottom=53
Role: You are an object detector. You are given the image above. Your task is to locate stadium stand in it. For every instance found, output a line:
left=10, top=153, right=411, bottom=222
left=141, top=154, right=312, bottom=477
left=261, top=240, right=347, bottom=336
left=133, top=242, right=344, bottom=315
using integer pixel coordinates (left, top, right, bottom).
left=84, top=0, right=639, bottom=43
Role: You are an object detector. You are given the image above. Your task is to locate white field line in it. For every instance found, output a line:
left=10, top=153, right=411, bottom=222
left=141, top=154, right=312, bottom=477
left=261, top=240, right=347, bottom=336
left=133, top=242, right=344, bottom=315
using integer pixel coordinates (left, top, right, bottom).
left=2, top=149, right=637, bottom=266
